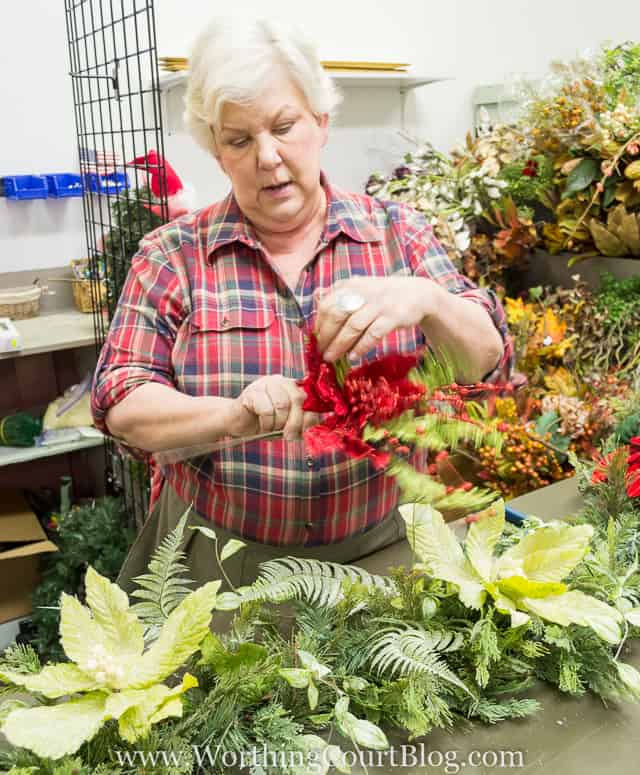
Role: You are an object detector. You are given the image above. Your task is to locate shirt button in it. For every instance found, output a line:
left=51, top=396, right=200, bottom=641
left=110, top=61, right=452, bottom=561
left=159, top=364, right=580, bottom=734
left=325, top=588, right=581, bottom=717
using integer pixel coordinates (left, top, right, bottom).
left=306, top=455, right=315, bottom=468
left=305, top=521, right=314, bottom=529
left=221, top=316, right=229, bottom=327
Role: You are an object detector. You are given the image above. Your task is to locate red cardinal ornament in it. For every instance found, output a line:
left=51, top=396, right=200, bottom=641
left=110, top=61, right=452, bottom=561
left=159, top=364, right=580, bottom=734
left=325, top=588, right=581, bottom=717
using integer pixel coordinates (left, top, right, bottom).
left=128, top=150, right=195, bottom=219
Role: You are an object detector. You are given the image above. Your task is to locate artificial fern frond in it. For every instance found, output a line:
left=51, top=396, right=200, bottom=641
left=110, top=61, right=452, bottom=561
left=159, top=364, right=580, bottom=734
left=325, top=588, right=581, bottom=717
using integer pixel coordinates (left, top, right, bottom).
left=236, top=557, right=396, bottom=608
left=130, top=508, right=194, bottom=640
left=366, top=625, right=472, bottom=696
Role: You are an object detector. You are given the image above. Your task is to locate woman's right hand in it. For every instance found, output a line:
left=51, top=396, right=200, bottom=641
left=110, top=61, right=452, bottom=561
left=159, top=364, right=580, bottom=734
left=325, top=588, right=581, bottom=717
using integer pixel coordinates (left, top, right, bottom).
left=231, top=375, right=320, bottom=441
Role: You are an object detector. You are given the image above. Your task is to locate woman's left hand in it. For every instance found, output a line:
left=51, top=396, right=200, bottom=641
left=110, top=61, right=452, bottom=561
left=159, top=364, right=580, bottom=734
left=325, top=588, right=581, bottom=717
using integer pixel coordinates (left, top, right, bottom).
left=314, top=276, right=436, bottom=362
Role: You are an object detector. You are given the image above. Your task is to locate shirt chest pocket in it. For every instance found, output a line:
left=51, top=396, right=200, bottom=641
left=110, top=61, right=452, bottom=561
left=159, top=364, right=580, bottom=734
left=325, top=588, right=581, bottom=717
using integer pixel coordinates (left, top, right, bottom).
left=173, top=304, right=277, bottom=398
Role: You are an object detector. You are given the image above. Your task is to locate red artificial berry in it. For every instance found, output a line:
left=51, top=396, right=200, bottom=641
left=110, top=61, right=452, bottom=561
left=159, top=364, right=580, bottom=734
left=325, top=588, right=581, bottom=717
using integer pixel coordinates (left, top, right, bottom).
left=435, top=450, right=449, bottom=462
left=497, top=422, right=510, bottom=432
left=445, top=486, right=455, bottom=494
left=415, top=424, right=425, bottom=435
left=396, top=445, right=411, bottom=455
left=461, top=482, right=473, bottom=491
left=388, top=437, right=399, bottom=445
left=465, top=514, right=481, bottom=524
left=428, top=464, right=438, bottom=475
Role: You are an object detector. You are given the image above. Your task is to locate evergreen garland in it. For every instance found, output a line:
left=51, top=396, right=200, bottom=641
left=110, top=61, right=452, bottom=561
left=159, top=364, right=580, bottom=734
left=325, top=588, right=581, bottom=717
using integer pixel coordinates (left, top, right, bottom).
left=2, top=359, right=640, bottom=774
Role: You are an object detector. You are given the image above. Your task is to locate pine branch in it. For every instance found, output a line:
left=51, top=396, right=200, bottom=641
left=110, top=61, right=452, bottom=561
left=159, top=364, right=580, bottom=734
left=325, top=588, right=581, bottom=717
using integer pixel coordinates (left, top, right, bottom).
left=410, top=350, right=457, bottom=391
left=469, top=697, right=541, bottom=724
left=389, top=459, right=497, bottom=516
left=470, top=615, right=501, bottom=688
left=383, top=673, right=454, bottom=739
left=366, top=409, right=504, bottom=456
left=0, top=644, right=41, bottom=675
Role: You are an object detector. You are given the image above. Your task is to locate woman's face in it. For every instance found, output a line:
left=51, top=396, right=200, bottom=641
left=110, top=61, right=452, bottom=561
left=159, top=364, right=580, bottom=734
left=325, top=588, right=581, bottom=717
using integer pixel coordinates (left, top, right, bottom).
left=213, top=66, right=329, bottom=234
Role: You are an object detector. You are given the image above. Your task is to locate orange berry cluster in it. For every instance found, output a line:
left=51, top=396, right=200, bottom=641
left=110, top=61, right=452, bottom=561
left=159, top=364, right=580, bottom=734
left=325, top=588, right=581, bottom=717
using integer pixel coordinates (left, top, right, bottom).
left=477, top=424, right=571, bottom=499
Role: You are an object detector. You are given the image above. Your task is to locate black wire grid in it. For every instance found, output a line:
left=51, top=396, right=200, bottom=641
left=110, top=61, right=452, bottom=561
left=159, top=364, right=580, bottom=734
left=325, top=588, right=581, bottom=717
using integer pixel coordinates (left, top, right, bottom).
left=64, top=0, right=169, bottom=530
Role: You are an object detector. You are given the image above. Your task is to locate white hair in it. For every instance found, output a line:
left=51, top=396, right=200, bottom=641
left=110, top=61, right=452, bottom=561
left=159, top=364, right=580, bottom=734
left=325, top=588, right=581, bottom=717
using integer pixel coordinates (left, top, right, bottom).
left=183, top=16, right=343, bottom=155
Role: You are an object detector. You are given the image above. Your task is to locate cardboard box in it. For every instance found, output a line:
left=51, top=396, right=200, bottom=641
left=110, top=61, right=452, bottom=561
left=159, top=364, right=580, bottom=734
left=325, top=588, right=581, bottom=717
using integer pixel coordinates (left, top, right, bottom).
left=0, top=490, right=58, bottom=624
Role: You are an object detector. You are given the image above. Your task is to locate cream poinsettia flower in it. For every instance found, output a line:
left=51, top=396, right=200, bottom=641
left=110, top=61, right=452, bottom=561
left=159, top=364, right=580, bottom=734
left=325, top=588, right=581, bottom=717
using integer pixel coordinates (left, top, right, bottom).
left=0, top=567, right=220, bottom=760
left=399, top=501, right=622, bottom=644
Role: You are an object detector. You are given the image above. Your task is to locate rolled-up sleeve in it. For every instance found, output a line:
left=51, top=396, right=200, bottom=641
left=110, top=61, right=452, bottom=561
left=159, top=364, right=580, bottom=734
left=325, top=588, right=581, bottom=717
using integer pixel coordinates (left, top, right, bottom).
left=91, top=239, right=184, bottom=437
left=399, top=207, right=514, bottom=384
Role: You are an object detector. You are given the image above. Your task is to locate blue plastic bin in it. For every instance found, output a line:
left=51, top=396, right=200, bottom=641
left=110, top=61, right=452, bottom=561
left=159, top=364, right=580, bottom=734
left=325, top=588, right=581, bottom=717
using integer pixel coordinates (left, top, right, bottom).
left=83, top=171, right=129, bottom=195
left=46, top=173, right=84, bottom=198
left=2, top=175, right=49, bottom=200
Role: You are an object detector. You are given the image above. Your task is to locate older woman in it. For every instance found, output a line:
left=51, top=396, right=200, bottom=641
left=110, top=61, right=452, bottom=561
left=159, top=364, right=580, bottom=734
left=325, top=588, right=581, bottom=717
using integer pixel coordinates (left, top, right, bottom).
left=91, top=16, right=513, bottom=593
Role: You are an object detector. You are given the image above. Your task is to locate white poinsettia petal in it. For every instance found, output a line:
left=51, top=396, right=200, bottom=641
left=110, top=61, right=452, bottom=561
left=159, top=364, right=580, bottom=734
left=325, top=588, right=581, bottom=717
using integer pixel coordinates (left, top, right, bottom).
left=465, top=501, right=505, bottom=581
left=0, top=663, right=101, bottom=699
left=84, top=567, right=144, bottom=660
left=497, top=524, right=593, bottom=583
left=59, top=594, right=108, bottom=675
left=107, top=673, right=196, bottom=743
left=126, top=581, right=221, bottom=688
left=400, top=503, right=485, bottom=608
left=1, top=692, right=108, bottom=760
left=523, top=590, right=622, bottom=644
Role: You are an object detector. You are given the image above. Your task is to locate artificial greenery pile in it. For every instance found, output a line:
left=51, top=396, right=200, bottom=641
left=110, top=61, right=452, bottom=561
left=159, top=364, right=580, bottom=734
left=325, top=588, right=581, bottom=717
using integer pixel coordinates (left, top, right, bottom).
left=27, top=497, right=135, bottom=662
left=2, top=355, right=640, bottom=775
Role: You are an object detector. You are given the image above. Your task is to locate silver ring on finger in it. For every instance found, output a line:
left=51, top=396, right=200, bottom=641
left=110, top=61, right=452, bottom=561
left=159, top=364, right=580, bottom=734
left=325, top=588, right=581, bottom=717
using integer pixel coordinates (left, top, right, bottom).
left=335, top=291, right=366, bottom=315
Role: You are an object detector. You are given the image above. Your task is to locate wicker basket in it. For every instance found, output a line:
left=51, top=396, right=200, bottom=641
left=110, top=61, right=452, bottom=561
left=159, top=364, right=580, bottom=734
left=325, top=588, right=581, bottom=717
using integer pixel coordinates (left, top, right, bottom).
left=0, top=284, right=43, bottom=319
left=70, top=259, right=106, bottom=313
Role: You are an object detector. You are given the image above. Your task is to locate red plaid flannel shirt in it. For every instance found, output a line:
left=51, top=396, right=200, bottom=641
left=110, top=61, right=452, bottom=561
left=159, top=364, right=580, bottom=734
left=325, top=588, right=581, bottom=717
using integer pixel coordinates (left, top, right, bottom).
left=92, top=174, right=513, bottom=546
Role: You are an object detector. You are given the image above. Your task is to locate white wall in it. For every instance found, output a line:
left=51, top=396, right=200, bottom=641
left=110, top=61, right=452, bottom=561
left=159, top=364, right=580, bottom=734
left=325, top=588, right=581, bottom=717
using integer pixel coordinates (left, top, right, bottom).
left=2, top=0, right=640, bottom=272
left=0, top=2, right=85, bottom=274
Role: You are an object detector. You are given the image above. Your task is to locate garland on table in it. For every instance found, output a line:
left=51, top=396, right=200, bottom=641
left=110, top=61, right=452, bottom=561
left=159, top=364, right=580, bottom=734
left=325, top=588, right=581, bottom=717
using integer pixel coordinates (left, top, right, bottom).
left=2, top=350, right=640, bottom=775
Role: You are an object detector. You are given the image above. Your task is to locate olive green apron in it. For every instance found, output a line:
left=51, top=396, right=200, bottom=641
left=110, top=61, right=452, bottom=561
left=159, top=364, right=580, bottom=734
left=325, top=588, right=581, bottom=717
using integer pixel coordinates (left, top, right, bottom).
left=116, top=481, right=407, bottom=596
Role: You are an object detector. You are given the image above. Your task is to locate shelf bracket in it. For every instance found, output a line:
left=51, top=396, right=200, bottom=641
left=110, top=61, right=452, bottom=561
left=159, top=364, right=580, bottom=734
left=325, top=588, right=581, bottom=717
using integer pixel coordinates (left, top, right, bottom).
left=70, top=60, right=120, bottom=99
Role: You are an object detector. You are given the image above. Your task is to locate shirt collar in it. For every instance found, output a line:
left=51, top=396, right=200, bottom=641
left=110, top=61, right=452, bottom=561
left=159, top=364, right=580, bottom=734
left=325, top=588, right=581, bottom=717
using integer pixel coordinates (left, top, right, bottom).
left=204, top=171, right=380, bottom=262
